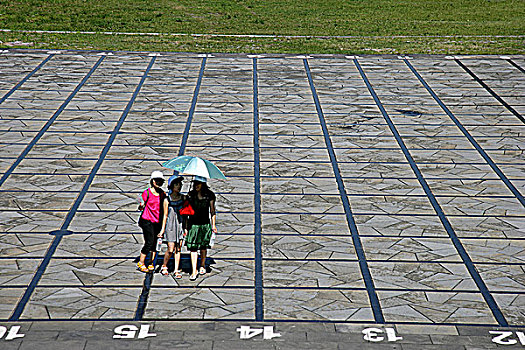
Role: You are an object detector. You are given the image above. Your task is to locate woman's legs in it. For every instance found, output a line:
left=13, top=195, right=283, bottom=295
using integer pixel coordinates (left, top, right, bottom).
left=199, top=248, right=207, bottom=273
left=190, top=250, right=198, bottom=278
left=174, top=241, right=182, bottom=272
left=139, top=221, right=156, bottom=267
left=162, top=242, right=175, bottom=268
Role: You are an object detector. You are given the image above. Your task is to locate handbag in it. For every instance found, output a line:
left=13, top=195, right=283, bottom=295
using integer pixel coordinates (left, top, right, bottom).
left=179, top=200, right=195, bottom=216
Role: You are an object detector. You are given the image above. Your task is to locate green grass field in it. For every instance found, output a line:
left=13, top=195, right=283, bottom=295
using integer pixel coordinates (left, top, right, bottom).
left=1, top=0, right=524, bottom=54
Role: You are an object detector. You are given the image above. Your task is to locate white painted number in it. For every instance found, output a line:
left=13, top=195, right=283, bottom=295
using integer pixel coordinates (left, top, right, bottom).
left=0, top=326, right=25, bottom=340
left=113, top=325, right=156, bottom=339
left=518, top=332, right=525, bottom=345
left=362, top=327, right=402, bottom=342
left=237, top=326, right=281, bottom=340
left=362, top=327, right=383, bottom=342
left=137, top=325, right=157, bottom=339
left=385, top=327, right=403, bottom=342
left=490, top=331, right=525, bottom=346
left=263, top=326, right=282, bottom=340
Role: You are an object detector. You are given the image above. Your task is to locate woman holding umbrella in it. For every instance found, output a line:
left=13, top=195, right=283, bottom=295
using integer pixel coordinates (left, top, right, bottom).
left=185, top=175, right=217, bottom=281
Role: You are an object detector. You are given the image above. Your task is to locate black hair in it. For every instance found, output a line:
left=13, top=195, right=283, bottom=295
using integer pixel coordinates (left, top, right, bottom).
left=193, top=181, right=210, bottom=193
left=150, top=178, right=164, bottom=187
left=169, top=177, right=183, bottom=190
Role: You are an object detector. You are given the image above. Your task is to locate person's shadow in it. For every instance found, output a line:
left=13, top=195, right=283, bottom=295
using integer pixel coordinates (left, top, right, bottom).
left=164, top=253, right=215, bottom=274
left=134, top=254, right=215, bottom=274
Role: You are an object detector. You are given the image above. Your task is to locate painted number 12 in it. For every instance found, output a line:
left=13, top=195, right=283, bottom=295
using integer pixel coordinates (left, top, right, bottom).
left=490, top=331, right=525, bottom=346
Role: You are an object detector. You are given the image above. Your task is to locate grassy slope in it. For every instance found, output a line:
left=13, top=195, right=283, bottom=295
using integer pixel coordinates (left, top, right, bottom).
left=0, top=0, right=524, bottom=53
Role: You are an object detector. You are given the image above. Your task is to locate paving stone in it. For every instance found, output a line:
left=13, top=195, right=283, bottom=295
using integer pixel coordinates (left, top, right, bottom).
left=84, top=340, right=153, bottom=350
left=28, top=321, right=92, bottom=331
left=305, top=330, right=360, bottom=343
left=431, top=333, right=509, bottom=348
left=0, top=341, right=22, bottom=350
left=355, top=215, right=448, bottom=237
left=21, top=287, right=141, bottom=319
left=455, top=326, right=516, bottom=336
left=476, top=265, right=525, bottom=292
left=19, top=340, right=87, bottom=350
left=144, top=288, right=254, bottom=319
left=395, top=324, right=458, bottom=336
left=149, top=339, right=213, bottom=349
left=369, top=262, right=478, bottom=291
left=17, top=330, right=59, bottom=341
left=263, top=260, right=364, bottom=288
left=262, top=235, right=356, bottom=259
left=264, top=289, right=373, bottom=321
left=400, top=345, right=465, bottom=350
left=361, top=237, right=462, bottom=262
left=56, top=329, right=114, bottom=341
left=214, top=340, right=275, bottom=350
left=378, top=291, right=497, bottom=324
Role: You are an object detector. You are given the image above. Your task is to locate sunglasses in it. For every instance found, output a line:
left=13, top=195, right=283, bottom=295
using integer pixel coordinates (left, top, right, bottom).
left=154, top=178, right=165, bottom=184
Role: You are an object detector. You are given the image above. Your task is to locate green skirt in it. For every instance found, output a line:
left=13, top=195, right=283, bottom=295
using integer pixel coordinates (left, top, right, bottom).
left=185, top=223, right=213, bottom=250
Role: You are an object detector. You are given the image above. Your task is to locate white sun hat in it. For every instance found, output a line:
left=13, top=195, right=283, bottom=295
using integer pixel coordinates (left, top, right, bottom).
left=150, top=171, right=165, bottom=180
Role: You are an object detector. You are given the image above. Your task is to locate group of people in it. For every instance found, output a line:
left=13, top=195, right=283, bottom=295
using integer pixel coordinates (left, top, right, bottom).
left=137, top=171, right=217, bottom=281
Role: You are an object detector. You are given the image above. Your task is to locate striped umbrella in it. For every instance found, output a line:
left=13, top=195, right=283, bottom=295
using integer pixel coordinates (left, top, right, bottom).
left=162, top=155, right=226, bottom=179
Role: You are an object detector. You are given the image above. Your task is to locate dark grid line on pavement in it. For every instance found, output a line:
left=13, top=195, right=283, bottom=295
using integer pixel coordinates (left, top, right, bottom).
left=2, top=231, right=525, bottom=239
left=23, top=211, right=525, bottom=219
left=1, top=135, right=522, bottom=144
left=404, top=59, right=525, bottom=208
left=3, top=209, right=525, bottom=216
left=8, top=56, right=156, bottom=321
left=2, top=145, right=519, bottom=152
left=3, top=158, right=524, bottom=167
left=9, top=96, right=525, bottom=108
left=2, top=112, right=520, bottom=119
left=16, top=85, right=523, bottom=93
left=2, top=256, right=525, bottom=266
left=1, top=317, right=515, bottom=327
left=253, top=58, right=264, bottom=321
left=506, top=59, right=525, bottom=73
left=304, top=58, right=385, bottom=324
left=0, top=56, right=106, bottom=189
left=134, top=57, right=207, bottom=321
left=1, top=189, right=522, bottom=198
left=4, top=106, right=519, bottom=116
left=6, top=101, right=525, bottom=109
left=353, top=58, right=509, bottom=327
left=0, top=55, right=55, bottom=105
left=176, top=58, right=207, bottom=157
left=3, top=174, right=525, bottom=182
left=455, top=59, right=525, bottom=125
left=2, top=285, right=524, bottom=297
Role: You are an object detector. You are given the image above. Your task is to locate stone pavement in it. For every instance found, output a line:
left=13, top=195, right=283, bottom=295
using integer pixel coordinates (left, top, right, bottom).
left=0, top=49, right=524, bottom=348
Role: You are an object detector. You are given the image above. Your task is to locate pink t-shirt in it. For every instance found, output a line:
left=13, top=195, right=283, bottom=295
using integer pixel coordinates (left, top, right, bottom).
left=141, top=188, right=161, bottom=223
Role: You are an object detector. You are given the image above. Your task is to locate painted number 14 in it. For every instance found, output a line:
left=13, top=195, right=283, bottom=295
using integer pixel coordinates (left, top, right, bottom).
left=237, top=326, right=281, bottom=340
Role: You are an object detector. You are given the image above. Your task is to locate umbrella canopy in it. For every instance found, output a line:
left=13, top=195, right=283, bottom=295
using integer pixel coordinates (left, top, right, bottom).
left=162, top=155, right=226, bottom=179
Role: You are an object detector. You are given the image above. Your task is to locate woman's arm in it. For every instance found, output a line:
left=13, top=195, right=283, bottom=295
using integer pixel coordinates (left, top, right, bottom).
left=138, top=188, right=148, bottom=211
left=158, top=197, right=169, bottom=237
left=210, top=199, right=217, bottom=233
